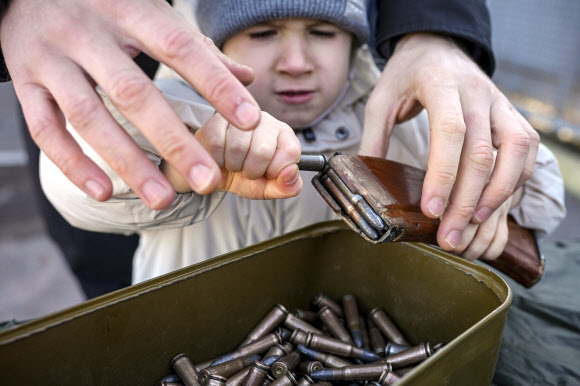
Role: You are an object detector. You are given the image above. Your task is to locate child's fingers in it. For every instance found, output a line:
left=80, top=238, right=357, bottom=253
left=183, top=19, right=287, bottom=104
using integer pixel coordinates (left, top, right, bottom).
left=265, top=126, right=302, bottom=180
left=224, top=123, right=252, bottom=172
left=241, top=115, right=279, bottom=180
left=195, top=114, right=228, bottom=167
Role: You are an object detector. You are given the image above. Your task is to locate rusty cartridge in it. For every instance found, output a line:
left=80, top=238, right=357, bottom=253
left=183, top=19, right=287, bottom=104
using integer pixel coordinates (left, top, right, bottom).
left=212, top=333, right=282, bottom=366
left=270, top=371, right=298, bottom=386
left=296, top=361, right=324, bottom=376
left=172, top=354, right=202, bottom=386
left=272, top=350, right=302, bottom=378
left=206, top=375, right=228, bottom=386
left=368, top=308, right=409, bottom=346
left=318, top=307, right=353, bottom=345
left=243, top=361, right=271, bottom=386
left=292, top=330, right=380, bottom=362
left=320, top=176, right=379, bottom=240
left=384, top=343, right=433, bottom=369
left=240, top=305, right=289, bottom=347
left=200, top=355, right=260, bottom=383
left=312, top=293, right=343, bottom=318
left=368, top=320, right=386, bottom=356
left=378, top=368, right=400, bottom=386
left=291, top=309, right=319, bottom=324
left=384, top=342, right=410, bottom=356
left=284, top=314, right=323, bottom=335
left=325, top=168, right=386, bottom=231
left=296, top=375, right=315, bottom=386
left=342, top=295, right=363, bottom=348
left=296, top=344, right=353, bottom=368
left=310, top=363, right=392, bottom=381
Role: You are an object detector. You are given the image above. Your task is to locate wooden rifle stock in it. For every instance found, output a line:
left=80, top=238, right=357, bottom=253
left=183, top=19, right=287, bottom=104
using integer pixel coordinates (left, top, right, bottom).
left=312, top=154, right=544, bottom=288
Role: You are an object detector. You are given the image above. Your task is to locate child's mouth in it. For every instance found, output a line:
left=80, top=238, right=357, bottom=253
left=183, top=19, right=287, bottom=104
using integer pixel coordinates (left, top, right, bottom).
left=277, top=90, right=314, bottom=104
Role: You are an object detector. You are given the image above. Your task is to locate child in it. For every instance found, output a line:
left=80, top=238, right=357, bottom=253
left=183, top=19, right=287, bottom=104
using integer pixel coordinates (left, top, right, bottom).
left=40, top=0, right=565, bottom=284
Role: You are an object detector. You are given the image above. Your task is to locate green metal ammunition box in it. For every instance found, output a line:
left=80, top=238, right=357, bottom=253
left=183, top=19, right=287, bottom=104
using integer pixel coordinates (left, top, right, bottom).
left=0, top=221, right=511, bottom=385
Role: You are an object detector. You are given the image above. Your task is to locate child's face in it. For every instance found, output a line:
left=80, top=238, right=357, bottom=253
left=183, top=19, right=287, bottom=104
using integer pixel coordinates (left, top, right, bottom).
left=223, top=18, right=353, bottom=128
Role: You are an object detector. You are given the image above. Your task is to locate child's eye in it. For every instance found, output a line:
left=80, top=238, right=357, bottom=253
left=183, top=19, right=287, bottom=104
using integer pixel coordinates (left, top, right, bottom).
left=310, top=30, right=336, bottom=38
left=249, top=30, right=277, bottom=39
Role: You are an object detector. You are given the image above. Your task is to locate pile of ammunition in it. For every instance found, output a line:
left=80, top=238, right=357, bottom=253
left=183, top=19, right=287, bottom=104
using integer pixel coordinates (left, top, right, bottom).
left=157, top=293, right=443, bottom=386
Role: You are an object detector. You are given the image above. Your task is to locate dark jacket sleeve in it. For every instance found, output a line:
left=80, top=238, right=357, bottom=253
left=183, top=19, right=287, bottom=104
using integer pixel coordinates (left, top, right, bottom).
left=375, top=0, right=495, bottom=76
left=1, top=0, right=13, bottom=82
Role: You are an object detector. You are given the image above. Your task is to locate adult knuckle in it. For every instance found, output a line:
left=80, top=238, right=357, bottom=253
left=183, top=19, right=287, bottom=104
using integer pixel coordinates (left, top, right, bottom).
left=54, top=152, right=86, bottom=180
left=107, top=155, right=131, bottom=177
left=157, top=135, right=189, bottom=160
left=438, top=113, right=466, bottom=138
left=452, top=203, right=476, bottom=220
left=159, top=27, right=195, bottom=59
left=65, top=96, right=100, bottom=130
left=28, top=114, right=60, bottom=145
left=205, top=74, right=237, bottom=104
left=466, top=140, right=494, bottom=174
left=109, top=72, right=151, bottom=112
left=431, top=169, right=456, bottom=187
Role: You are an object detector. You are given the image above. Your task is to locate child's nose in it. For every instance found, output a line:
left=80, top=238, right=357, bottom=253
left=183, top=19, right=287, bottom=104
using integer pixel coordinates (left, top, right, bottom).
left=276, top=39, right=313, bottom=75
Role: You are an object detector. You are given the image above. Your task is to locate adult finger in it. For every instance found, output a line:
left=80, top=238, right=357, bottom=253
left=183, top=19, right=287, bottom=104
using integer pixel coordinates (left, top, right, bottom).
left=39, top=56, right=177, bottom=209
left=419, top=84, right=465, bottom=221
left=460, top=210, right=500, bottom=261
left=16, top=82, right=113, bottom=201
left=75, top=42, right=222, bottom=197
left=473, top=98, right=531, bottom=223
left=127, top=2, right=260, bottom=130
left=436, top=86, right=494, bottom=249
left=481, top=216, right=509, bottom=261
left=359, top=78, right=397, bottom=158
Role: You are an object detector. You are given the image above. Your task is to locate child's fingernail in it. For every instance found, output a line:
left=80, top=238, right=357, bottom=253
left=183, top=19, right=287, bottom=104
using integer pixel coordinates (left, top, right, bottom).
left=444, top=230, right=461, bottom=249
left=475, top=206, right=492, bottom=222
left=85, top=179, right=105, bottom=200
left=189, top=164, right=214, bottom=193
left=428, top=197, right=445, bottom=217
left=282, top=166, right=299, bottom=185
left=235, top=101, right=260, bottom=128
left=143, top=179, right=170, bottom=207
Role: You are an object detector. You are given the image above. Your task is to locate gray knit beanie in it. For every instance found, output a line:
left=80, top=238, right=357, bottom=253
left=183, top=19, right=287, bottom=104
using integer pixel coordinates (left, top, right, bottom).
left=196, top=0, right=370, bottom=48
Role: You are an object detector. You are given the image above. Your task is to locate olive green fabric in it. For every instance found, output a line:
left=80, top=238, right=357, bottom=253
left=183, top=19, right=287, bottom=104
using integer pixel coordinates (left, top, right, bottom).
left=492, top=239, right=580, bottom=385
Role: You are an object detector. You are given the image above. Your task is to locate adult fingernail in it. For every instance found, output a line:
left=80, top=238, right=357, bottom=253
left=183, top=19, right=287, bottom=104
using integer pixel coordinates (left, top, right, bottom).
left=444, top=230, right=461, bottom=249
left=143, top=179, right=169, bottom=207
left=189, top=164, right=215, bottom=193
left=475, top=206, right=492, bottom=222
left=428, top=197, right=445, bottom=217
left=235, top=101, right=260, bottom=128
left=85, top=179, right=105, bottom=200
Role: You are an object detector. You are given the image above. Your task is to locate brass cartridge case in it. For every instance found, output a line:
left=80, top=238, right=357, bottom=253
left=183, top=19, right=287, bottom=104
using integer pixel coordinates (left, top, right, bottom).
left=342, top=295, right=363, bottom=348
left=296, top=361, right=324, bottom=375
left=359, top=316, right=370, bottom=350
left=296, top=344, right=353, bottom=369
left=272, top=350, right=302, bottom=378
left=368, top=308, right=409, bottom=346
left=206, top=375, right=228, bottom=386
left=284, top=314, right=323, bottom=335
left=291, top=309, right=319, bottom=324
left=378, top=368, right=400, bottom=386
left=172, top=354, right=202, bottom=386
left=384, top=343, right=432, bottom=369
left=310, top=363, right=392, bottom=381
left=368, top=320, right=386, bottom=356
left=226, top=368, right=252, bottom=386
left=212, top=333, right=282, bottom=366
left=293, top=331, right=380, bottom=362
left=241, top=305, right=289, bottom=347
left=200, top=356, right=260, bottom=383
left=384, top=342, right=410, bottom=356
left=318, top=307, right=353, bottom=345
left=243, top=361, right=271, bottom=386
left=261, top=374, right=276, bottom=386
left=270, top=371, right=298, bottom=386
left=311, top=293, right=343, bottom=317
left=296, top=375, right=314, bottom=386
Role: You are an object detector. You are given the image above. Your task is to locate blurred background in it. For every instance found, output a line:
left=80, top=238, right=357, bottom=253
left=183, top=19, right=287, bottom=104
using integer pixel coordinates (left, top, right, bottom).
left=1, top=0, right=579, bottom=321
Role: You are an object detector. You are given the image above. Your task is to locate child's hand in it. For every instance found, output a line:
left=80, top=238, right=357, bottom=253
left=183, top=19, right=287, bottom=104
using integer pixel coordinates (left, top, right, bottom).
left=161, top=112, right=302, bottom=200
left=451, top=188, right=523, bottom=261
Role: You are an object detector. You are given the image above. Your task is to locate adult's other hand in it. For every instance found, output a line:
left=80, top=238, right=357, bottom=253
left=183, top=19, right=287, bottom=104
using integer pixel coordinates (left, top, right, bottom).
left=360, top=33, right=539, bottom=251
left=1, top=0, right=260, bottom=209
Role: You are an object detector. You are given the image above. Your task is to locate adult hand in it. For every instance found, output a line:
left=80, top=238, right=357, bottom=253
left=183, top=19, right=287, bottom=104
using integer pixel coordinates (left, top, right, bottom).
left=360, top=33, right=539, bottom=252
left=1, top=0, right=260, bottom=209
